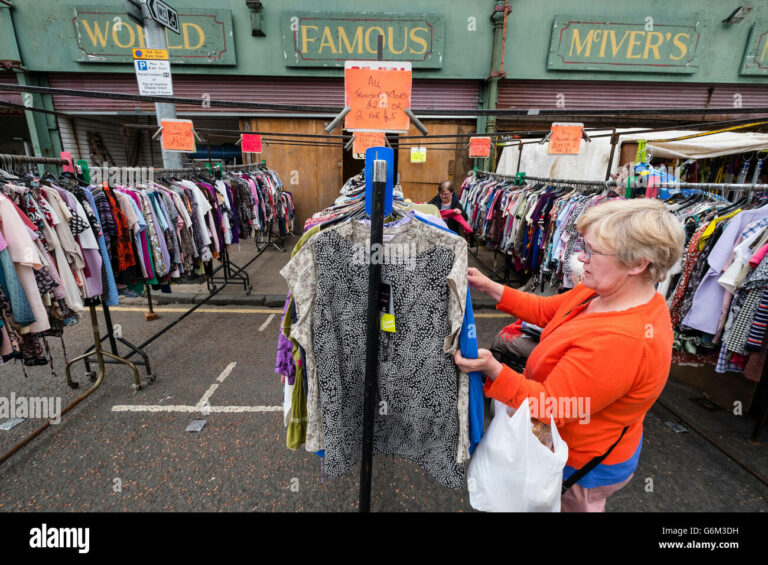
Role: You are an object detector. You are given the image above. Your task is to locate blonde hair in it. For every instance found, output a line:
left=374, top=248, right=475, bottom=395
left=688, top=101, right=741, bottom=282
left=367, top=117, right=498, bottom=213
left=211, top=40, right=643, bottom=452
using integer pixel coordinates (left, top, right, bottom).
left=576, top=199, right=685, bottom=283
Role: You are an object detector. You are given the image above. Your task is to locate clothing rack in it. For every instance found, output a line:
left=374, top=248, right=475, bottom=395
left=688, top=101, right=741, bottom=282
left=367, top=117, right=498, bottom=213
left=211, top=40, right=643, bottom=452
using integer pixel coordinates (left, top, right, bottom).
left=0, top=154, right=148, bottom=468
left=471, top=168, right=768, bottom=446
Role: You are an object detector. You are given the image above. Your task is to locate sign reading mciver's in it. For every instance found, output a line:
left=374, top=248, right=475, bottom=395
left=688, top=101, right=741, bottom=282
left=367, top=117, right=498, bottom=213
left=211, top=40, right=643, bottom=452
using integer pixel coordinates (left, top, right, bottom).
left=547, top=15, right=706, bottom=74
left=282, top=11, right=444, bottom=68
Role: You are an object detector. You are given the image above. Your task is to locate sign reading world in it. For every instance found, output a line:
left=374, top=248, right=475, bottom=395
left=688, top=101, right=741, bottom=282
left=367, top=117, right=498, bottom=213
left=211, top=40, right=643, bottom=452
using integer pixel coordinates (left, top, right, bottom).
left=70, top=6, right=235, bottom=65
left=282, top=11, right=444, bottom=68
left=548, top=15, right=706, bottom=74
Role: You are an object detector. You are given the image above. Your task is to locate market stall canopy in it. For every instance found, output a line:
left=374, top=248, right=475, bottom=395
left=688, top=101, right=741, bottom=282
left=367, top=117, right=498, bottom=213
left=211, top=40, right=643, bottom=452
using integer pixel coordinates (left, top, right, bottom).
left=619, top=130, right=768, bottom=160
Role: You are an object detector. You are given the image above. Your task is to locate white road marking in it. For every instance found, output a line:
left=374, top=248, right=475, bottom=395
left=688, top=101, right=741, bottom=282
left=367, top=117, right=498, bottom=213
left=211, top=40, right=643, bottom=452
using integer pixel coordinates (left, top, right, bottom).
left=110, top=306, right=282, bottom=314
left=112, top=405, right=282, bottom=413
left=195, top=362, right=236, bottom=408
left=258, top=314, right=275, bottom=331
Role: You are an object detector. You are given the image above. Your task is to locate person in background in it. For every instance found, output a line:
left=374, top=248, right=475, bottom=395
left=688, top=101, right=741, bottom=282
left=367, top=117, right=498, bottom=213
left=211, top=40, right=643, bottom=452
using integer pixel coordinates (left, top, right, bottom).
left=454, top=198, right=685, bottom=512
left=429, top=180, right=469, bottom=235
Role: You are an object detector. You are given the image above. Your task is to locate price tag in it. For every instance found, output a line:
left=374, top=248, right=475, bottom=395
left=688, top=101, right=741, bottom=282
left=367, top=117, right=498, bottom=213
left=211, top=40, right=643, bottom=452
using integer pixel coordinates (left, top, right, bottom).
left=548, top=123, right=584, bottom=155
left=469, top=136, right=491, bottom=158
left=161, top=119, right=195, bottom=152
left=379, top=280, right=396, bottom=332
left=241, top=134, right=262, bottom=153
left=410, top=147, right=427, bottom=163
left=353, top=132, right=385, bottom=159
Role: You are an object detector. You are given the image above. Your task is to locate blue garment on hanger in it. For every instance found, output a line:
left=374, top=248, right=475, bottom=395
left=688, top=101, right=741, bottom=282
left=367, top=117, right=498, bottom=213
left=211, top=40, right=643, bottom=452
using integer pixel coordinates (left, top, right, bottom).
left=414, top=213, right=484, bottom=454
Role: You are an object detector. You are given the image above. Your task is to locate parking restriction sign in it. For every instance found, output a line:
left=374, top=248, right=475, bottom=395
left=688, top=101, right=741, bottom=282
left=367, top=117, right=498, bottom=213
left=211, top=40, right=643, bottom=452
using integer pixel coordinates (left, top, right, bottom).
left=134, top=59, right=173, bottom=96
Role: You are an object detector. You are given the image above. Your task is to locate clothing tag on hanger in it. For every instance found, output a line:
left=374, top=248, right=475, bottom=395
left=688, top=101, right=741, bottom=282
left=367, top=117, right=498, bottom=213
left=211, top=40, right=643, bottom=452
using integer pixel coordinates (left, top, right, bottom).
left=379, top=279, right=396, bottom=332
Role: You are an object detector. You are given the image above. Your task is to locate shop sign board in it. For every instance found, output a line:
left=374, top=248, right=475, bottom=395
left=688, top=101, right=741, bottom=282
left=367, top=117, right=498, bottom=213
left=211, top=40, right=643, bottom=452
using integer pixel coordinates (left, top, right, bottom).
left=547, top=15, right=705, bottom=74
left=282, top=11, right=444, bottom=68
left=740, top=21, right=768, bottom=76
left=345, top=61, right=412, bottom=133
left=548, top=123, right=583, bottom=155
left=70, top=6, right=235, bottom=65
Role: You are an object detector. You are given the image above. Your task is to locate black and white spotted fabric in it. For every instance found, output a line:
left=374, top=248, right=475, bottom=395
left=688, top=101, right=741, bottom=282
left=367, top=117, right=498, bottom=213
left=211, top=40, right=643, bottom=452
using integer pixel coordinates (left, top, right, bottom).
left=282, top=218, right=468, bottom=488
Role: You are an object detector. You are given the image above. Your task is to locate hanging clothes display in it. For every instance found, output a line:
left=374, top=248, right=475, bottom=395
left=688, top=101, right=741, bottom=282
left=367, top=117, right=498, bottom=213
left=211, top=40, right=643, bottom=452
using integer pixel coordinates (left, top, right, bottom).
left=89, top=166, right=291, bottom=292
left=0, top=168, right=125, bottom=370
left=459, top=172, right=622, bottom=289
left=275, top=172, right=484, bottom=489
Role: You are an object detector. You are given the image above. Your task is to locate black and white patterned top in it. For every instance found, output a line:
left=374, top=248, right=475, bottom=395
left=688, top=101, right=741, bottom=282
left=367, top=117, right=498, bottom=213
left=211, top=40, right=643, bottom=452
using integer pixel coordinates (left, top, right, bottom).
left=282, top=217, right=468, bottom=488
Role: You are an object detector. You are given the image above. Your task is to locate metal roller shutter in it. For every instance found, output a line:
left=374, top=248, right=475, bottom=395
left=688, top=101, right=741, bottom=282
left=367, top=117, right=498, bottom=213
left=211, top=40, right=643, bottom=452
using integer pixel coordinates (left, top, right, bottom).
left=47, top=73, right=480, bottom=114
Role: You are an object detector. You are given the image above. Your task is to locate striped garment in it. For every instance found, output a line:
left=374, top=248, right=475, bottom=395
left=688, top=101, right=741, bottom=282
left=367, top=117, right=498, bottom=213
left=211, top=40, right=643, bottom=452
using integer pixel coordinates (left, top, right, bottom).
left=745, top=284, right=768, bottom=351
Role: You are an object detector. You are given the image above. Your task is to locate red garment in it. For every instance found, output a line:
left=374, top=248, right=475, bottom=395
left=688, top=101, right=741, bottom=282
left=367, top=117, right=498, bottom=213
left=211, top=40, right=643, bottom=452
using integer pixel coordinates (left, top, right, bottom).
left=439, top=209, right=473, bottom=234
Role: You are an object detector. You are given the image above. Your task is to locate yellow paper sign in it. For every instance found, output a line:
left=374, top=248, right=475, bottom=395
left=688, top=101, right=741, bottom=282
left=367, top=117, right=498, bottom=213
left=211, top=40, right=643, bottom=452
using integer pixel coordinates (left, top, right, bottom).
left=132, top=48, right=169, bottom=60
left=410, top=147, right=427, bottom=163
left=380, top=313, right=396, bottom=332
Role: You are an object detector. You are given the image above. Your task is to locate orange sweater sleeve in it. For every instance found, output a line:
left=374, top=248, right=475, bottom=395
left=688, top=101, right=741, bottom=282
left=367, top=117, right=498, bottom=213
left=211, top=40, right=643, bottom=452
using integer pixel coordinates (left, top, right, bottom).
left=496, top=285, right=580, bottom=328
left=483, top=332, right=645, bottom=428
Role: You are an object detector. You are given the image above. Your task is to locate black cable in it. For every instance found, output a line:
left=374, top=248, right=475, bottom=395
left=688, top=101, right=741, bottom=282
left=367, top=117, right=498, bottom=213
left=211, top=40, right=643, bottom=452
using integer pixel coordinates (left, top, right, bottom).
left=2, top=83, right=768, bottom=117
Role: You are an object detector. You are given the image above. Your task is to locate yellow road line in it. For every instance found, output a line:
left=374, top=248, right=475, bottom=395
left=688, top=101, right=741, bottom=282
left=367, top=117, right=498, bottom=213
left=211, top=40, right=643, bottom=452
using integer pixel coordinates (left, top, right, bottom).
left=109, top=306, right=510, bottom=317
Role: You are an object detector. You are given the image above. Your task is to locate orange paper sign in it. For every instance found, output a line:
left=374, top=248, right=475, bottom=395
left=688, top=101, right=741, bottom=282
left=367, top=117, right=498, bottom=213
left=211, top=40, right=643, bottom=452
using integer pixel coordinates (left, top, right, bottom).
left=161, top=119, right=195, bottom=152
left=548, top=123, right=583, bottom=155
left=344, top=62, right=412, bottom=133
left=352, top=132, right=385, bottom=157
left=242, top=134, right=262, bottom=153
left=469, top=137, right=491, bottom=158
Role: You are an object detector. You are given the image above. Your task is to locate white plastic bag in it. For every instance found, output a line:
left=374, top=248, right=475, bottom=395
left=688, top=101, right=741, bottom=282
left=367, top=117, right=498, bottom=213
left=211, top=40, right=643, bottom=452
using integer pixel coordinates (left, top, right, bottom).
left=467, top=399, right=568, bottom=512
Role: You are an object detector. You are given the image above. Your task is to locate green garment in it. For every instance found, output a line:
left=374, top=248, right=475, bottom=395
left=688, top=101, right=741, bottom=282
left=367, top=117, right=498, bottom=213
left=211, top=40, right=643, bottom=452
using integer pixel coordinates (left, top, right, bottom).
left=283, top=224, right=321, bottom=449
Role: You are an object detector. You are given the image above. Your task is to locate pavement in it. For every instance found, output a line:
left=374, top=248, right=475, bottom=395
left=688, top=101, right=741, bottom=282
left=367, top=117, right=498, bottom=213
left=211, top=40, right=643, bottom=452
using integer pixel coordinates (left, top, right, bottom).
left=0, top=235, right=766, bottom=512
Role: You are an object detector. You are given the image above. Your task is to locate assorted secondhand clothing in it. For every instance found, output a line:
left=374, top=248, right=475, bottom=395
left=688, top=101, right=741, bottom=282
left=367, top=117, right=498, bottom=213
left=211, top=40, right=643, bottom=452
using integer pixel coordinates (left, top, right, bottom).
left=276, top=173, right=484, bottom=489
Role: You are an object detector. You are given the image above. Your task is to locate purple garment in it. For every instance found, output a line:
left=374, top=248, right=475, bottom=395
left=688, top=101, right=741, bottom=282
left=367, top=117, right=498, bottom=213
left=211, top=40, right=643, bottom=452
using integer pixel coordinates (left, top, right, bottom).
left=275, top=295, right=296, bottom=384
left=224, top=182, right=239, bottom=244
left=682, top=204, right=768, bottom=334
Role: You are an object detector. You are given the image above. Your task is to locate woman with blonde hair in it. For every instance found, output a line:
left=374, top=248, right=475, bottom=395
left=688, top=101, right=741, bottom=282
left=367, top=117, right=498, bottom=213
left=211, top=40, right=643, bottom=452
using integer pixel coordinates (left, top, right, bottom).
left=455, top=198, right=685, bottom=512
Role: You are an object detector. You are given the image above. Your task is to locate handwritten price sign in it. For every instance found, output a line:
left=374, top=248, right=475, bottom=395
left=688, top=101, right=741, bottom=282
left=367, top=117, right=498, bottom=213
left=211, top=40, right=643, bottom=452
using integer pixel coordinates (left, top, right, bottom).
left=353, top=132, right=385, bottom=159
left=345, top=61, right=412, bottom=133
left=410, top=146, right=427, bottom=163
left=548, top=123, right=584, bottom=155
left=161, top=119, right=196, bottom=152
left=469, top=137, right=491, bottom=158
left=242, top=134, right=262, bottom=153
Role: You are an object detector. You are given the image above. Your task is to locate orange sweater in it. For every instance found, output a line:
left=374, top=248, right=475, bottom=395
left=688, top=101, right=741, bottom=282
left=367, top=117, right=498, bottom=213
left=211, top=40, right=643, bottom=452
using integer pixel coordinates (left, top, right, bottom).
left=484, top=284, right=673, bottom=469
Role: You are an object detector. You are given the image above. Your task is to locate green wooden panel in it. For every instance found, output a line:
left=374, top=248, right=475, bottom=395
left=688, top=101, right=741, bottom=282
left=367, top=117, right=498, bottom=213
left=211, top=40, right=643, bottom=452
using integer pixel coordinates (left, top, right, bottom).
left=69, top=5, right=236, bottom=65
left=280, top=11, right=444, bottom=68
left=547, top=14, right=706, bottom=74
left=741, top=21, right=768, bottom=75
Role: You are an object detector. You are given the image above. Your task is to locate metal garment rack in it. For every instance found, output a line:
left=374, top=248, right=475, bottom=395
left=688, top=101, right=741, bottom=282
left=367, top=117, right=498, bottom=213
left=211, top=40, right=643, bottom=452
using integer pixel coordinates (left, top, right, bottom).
left=471, top=168, right=768, bottom=443
left=0, top=155, right=147, bottom=467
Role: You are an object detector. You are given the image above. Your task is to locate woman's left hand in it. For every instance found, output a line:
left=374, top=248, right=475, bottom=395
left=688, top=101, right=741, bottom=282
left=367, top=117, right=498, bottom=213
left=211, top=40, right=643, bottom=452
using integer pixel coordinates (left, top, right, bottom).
left=453, top=208, right=463, bottom=215
left=454, top=348, right=503, bottom=381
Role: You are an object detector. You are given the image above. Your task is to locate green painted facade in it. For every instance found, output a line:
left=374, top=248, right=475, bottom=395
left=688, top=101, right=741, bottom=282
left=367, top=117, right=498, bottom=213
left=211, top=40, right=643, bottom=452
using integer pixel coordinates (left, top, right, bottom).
left=3, top=0, right=765, bottom=82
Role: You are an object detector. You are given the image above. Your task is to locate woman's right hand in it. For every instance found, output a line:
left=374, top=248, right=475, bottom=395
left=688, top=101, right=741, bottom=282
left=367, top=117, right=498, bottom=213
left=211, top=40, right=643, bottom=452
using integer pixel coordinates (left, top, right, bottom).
left=468, top=267, right=504, bottom=303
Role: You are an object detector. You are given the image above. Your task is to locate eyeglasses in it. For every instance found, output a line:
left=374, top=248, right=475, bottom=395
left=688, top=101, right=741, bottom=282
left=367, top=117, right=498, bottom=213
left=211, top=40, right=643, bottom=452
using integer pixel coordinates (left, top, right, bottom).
left=579, top=237, right=616, bottom=262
